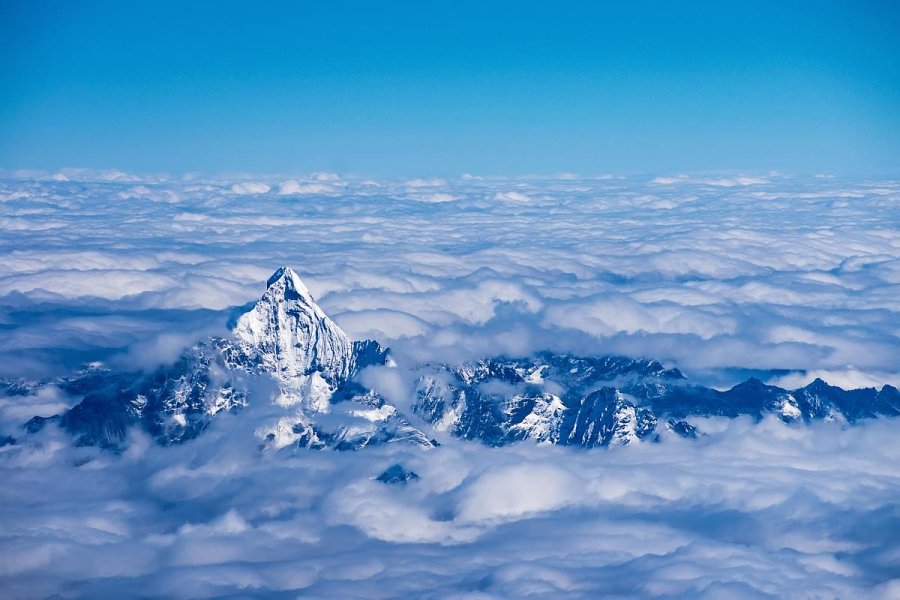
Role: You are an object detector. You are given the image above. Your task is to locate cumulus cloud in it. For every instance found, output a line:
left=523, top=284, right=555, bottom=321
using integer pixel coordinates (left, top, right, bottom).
left=276, top=174, right=348, bottom=196
left=1, top=413, right=899, bottom=598
left=408, top=191, right=458, bottom=203
left=651, top=174, right=770, bottom=186
left=651, top=175, right=689, bottom=184
left=696, top=175, right=769, bottom=186
left=277, top=180, right=334, bottom=195
left=0, top=171, right=896, bottom=384
left=493, top=191, right=531, bottom=202
left=310, top=171, right=341, bottom=182
left=229, top=182, right=271, bottom=195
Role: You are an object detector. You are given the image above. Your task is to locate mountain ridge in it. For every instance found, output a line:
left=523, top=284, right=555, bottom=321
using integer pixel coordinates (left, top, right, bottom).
left=4, top=267, right=898, bottom=451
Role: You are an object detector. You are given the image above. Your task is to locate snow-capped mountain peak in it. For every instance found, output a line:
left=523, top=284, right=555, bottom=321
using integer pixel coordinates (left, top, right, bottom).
left=266, top=265, right=313, bottom=296
left=12, top=267, right=438, bottom=452
left=232, top=267, right=356, bottom=400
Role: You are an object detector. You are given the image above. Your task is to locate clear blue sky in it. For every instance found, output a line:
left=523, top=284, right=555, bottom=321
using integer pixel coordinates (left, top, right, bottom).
left=1, top=1, right=898, bottom=177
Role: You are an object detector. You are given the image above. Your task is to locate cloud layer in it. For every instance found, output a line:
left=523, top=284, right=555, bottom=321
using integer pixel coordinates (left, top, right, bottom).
left=1, top=170, right=896, bottom=388
left=0, top=169, right=898, bottom=597
left=2, top=413, right=899, bottom=598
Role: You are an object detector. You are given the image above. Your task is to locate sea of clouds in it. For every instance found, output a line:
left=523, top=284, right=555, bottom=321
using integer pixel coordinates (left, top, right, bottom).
left=1, top=169, right=899, bottom=597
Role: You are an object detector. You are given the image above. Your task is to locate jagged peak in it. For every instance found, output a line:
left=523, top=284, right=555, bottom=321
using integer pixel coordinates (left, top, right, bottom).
left=731, top=376, right=775, bottom=391
left=267, top=265, right=299, bottom=288
left=250, top=266, right=335, bottom=327
left=583, top=386, right=625, bottom=402
left=804, top=377, right=835, bottom=391
left=231, top=267, right=356, bottom=387
left=265, top=266, right=314, bottom=298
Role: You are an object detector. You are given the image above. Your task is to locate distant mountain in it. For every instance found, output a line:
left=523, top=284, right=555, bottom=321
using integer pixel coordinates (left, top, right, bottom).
left=6, top=268, right=898, bottom=452
left=413, top=355, right=900, bottom=447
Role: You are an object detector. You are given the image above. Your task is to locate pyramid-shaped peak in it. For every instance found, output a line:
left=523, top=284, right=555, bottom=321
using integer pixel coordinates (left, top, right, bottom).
left=732, top=376, right=786, bottom=393
left=266, top=266, right=293, bottom=288
left=266, top=266, right=314, bottom=297
left=233, top=266, right=355, bottom=388
left=805, top=377, right=834, bottom=390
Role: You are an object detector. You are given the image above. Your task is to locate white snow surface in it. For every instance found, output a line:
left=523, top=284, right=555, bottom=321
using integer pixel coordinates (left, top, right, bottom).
left=232, top=267, right=356, bottom=389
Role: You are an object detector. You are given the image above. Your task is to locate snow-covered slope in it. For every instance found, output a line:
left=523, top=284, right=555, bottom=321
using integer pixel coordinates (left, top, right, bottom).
left=18, top=267, right=433, bottom=451
left=232, top=267, right=357, bottom=407
left=412, top=355, right=900, bottom=448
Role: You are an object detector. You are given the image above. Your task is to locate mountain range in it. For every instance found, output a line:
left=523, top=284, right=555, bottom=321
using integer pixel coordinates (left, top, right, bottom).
left=4, top=267, right=898, bottom=451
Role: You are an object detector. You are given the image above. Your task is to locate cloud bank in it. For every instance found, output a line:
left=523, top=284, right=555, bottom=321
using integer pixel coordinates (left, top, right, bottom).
left=0, top=171, right=896, bottom=388
left=1, top=413, right=899, bottom=598
left=0, top=170, right=898, bottom=597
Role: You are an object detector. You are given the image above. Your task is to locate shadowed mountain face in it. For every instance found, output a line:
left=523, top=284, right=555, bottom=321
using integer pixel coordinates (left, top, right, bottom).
left=6, top=269, right=899, bottom=451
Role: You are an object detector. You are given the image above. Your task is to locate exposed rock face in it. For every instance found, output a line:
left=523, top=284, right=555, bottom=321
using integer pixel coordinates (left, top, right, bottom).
left=412, top=355, right=900, bottom=448
left=376, top=464, right=420, bottom=485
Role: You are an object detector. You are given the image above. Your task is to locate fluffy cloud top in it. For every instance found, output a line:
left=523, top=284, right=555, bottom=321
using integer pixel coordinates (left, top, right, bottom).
left=1, top=411, right=899, bottom=598
left=0, top=171, right=898, bottom=597
left=0, top=171, right=897, bottom=387
left=229, top=182, right=271, bottom=195
left=493, top=190, right=532, bottom=202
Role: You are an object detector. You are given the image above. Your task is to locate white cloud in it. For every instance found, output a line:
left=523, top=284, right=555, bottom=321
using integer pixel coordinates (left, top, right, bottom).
left=277, top=180, right=338, bottom=195
left=768, top=368, right=900, bottom=390
left=0, top=171, right=898, bottom=597
left=650, top=175, right=689, bottom=184
left=229, top=182, right=271, bottom=195
left=404, top=177, right=448, bottom=188
left=2, top=172, right=895, bottom=380
left=334, top=309, right=432, bottom=340
left=493, top=191, right=531, bottom=202
left=651, top=174, right=769, bottom=186
left=409, top=192, right=458, bottom=203
left=455, top=463, right=584, bottom=522
left=0, top=269, right=179, bottom=301
left=696, top=175, right=769, bottom=186
left=1, top=416, right=899, bottom=597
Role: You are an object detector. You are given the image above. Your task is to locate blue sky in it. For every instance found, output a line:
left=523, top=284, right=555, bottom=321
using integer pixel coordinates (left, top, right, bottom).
left=2, top=6, right=900, bottom=596
left=1, top=1, right=899, bottom=176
